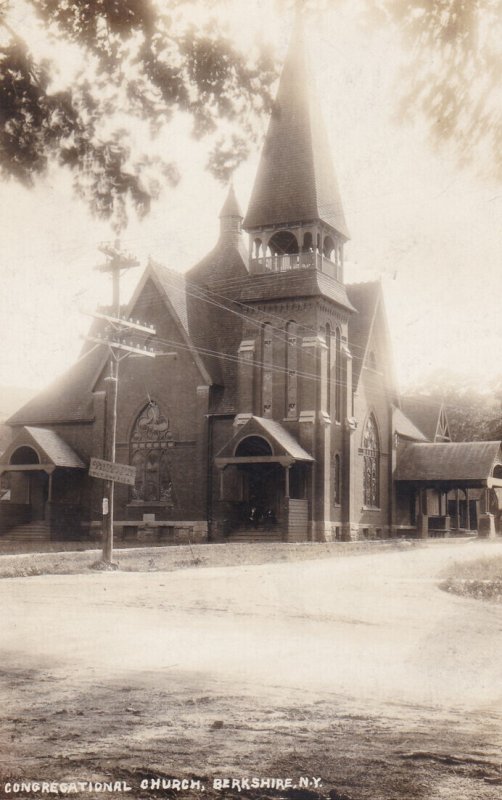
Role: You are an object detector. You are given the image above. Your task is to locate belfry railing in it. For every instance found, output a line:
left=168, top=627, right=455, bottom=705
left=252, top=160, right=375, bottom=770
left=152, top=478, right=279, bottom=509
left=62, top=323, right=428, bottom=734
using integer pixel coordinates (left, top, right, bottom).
left=249, top=252, right=342, bottom=281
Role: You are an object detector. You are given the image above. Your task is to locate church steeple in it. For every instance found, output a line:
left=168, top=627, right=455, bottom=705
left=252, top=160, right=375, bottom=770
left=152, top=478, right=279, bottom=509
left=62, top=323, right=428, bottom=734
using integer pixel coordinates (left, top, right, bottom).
left=243, top=13, right=349, bottom=282
left=219, top=182, right=243, bottom=248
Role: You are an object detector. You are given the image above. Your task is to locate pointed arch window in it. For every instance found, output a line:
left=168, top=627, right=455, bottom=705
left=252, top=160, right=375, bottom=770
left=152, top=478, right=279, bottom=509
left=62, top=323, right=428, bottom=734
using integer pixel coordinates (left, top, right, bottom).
left=333, top=453, right=341, bottom=506
left=362, top=414, right=380, bottom=509
left=334, top=327, right=342, bottom=422
left=130, top=402, right=175, bottom=506
left=262, top=322, right=273, bottom=417
left=286, top=321, right=298, bottom=418
left=325, top=323, right=332, bottom=415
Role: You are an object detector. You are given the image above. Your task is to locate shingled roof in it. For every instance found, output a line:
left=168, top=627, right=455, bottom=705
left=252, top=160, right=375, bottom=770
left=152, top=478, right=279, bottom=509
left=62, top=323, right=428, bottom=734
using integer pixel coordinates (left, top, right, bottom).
left=397, top=441, right=502, bottom=483
left=394, top=408, right=428, bottom=442
left=345, top=281, right=380, bottom=389
left=243, top=18, right=349, bottom=238
left=401, top=397, right=446, bottom=442
left=7, top=345, right=107, bottom=426
left=215, top=415, right=314, bottom=464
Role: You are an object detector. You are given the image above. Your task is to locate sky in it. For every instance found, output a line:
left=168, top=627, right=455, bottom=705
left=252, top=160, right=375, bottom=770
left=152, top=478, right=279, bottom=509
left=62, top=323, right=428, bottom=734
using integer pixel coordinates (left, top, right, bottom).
left=0, top=1, right=500, bottom=395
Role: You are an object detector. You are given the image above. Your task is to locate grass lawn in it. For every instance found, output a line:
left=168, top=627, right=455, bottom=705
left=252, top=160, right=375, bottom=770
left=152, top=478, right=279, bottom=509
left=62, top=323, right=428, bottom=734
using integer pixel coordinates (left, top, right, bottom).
left=440, top=553, right=502, bottom=603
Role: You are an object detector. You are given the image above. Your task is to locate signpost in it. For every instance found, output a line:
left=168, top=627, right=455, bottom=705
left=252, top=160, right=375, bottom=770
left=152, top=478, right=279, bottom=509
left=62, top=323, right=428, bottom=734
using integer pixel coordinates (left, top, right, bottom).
left=89, top=457, right=136, bottom=486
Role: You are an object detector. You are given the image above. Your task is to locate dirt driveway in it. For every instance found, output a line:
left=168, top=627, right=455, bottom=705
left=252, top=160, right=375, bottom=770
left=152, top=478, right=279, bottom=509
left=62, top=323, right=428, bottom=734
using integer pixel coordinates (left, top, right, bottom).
left=1, top=540, right=502, bottom=799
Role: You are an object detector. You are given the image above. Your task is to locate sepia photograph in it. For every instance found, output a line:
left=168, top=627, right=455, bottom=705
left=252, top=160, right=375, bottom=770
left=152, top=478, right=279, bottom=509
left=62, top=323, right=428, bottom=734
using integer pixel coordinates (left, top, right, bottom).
left=0, top=1, right=501, bottom=798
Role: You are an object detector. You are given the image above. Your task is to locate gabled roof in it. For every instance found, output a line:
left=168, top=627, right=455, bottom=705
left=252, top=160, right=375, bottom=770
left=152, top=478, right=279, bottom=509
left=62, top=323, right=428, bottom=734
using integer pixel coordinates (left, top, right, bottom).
left=401, top=397, right=450, bottom=442
left=7, top=345, right=107, bottom=426
left=141, top=261, right=217, bottom=386
left=25, top=427, right=86, bottom=468
left=243, top=18, right=349, bottom=238
left=253, top=417, right=314, bottom=461
left=215, top=415, right=314, bottom=464
left=394, top=408, right=428, bottom=442
left=345, top=281, right=380, bottom=389
left=1, top=426, right=85, bottom=468
left=346, top=280, right=399, bottom=400
left=397, top=441, right=502, bottom=483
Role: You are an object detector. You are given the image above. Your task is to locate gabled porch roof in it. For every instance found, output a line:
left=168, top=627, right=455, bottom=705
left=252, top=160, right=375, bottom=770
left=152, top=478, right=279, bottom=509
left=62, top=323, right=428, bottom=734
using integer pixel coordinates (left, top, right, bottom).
left=397, top=441, right=502, bottom=488
left=215, top=416, right=314, bottom=468
left=0, top=426, right=86, bottom=473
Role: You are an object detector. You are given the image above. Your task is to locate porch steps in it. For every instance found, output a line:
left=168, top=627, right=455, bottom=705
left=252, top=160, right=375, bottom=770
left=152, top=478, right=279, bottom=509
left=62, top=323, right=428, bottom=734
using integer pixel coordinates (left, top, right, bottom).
left=1, top=521, right=51, bottom=542
left=229, top=528, right=284, bottom=544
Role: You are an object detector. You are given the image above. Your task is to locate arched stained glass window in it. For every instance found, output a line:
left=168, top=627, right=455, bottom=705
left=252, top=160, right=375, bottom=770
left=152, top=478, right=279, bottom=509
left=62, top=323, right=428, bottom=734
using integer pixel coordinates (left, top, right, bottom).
left=362, top=414, right=379, bottom=508
left=130, top=401, right=175, bottom=506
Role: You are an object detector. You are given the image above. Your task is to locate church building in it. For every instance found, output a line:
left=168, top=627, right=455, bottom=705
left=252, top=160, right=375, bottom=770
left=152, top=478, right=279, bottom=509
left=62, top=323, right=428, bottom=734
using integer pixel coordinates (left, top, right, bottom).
left=1, top=19, right=501, bottom=544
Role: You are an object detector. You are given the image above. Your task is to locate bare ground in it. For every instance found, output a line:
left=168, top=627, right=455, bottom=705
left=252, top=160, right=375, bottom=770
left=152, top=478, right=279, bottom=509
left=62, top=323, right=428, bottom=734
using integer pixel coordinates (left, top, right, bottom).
left=1, top=540, right=502, bottom=800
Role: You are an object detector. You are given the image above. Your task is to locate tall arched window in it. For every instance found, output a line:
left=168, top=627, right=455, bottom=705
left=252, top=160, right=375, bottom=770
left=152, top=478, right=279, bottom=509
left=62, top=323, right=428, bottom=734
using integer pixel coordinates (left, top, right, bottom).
left=334, top=453, right=341, bottom=506
left=362, top=414, right=380, bottom=509
left=262, top=322, right=273, bottom=417
left=130, top=402, right=175, bottom=506
left=325, top=322, right=331, bottom=415
left=334, top=327, right=342, bottom=422
left=285, top=321, right=298, bottom=418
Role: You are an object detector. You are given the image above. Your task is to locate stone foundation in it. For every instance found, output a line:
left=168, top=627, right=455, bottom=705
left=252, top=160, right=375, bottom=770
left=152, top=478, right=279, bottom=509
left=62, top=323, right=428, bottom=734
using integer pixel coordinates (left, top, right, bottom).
left=86, top=520, right=208, bottom=545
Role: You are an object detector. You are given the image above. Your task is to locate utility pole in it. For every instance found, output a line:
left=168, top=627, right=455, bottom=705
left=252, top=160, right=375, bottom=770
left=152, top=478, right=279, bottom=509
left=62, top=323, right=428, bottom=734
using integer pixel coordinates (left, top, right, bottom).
left=88, top=241, right=156, bottom=564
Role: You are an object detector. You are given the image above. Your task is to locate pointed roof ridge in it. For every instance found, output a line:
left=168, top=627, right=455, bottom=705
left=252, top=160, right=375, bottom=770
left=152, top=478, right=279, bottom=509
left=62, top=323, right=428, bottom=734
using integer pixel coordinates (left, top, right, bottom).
left=243, top=18, right=349, bottom=239
left=219, top=183, right=243, bottom=218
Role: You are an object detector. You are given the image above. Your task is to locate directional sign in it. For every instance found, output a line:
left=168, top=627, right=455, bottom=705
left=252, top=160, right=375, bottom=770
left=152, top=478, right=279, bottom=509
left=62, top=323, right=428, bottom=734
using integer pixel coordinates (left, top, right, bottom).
left=89, top=457, right=136, bottom=486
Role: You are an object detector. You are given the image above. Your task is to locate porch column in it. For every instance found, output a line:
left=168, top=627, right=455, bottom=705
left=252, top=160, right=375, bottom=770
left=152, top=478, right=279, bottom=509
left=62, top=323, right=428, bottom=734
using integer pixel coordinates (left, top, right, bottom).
left=284, top=465, right=290, bottom=499
left=456, top=489, right=460, bottom=531
left=47, top=470, right=54, bottom=502
left=466, top=488, right=470, bottom=530
left=417, top=487, right=428, bottom=539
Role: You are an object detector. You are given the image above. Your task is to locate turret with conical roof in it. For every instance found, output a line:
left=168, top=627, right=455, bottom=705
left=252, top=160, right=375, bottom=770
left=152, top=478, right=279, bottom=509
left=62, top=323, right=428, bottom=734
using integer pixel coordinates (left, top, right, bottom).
left=186, top=183, right=247, bottom=289
left=219, top=182, right=243, bottom=249
left=243, top=13, right=349, bottom=286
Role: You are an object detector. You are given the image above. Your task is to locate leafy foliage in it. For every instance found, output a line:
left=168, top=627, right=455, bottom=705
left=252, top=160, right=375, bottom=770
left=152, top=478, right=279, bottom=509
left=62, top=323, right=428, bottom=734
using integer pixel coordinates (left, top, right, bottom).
left=0, top=0, right=500, bottom=229
left=0, top=0, right=276, bottom=229
left=355, top=0, right=502, bottom=181
left=405, top=369, right=502, bottom=442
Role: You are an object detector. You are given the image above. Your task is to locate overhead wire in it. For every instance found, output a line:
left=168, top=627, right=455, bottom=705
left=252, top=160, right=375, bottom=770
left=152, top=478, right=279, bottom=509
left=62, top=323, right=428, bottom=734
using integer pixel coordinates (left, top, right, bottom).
left=93, top=262, right=492, bottom=419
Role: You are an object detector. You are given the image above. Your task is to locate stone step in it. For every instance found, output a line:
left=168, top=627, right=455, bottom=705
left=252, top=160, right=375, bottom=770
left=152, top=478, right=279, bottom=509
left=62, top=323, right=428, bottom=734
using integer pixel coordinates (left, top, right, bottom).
left=229, top=528, right=284, bottom=543
left=1, top=522, right=50, bottom=541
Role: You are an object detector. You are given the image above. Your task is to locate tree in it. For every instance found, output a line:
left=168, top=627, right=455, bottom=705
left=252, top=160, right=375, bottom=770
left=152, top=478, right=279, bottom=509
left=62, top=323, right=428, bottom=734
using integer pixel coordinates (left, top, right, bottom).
left=0, top=0, right=276, bottom=230
left=404, top=369, right=502, bottom=442
left=0, top=1, right=500, bottom=230
left=355, top=0, right=501, bottom=182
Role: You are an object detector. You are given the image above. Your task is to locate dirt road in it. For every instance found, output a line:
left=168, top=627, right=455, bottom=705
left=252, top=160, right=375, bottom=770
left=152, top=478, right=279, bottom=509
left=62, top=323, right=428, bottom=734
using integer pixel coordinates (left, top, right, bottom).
left=1, top=540, right=502, bottom=799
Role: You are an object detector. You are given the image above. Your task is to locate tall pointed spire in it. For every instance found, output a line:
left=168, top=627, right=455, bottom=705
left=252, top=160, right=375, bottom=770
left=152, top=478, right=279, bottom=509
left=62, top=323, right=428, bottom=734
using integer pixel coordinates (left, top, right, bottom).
left=243, top=14, right=349, bottom=240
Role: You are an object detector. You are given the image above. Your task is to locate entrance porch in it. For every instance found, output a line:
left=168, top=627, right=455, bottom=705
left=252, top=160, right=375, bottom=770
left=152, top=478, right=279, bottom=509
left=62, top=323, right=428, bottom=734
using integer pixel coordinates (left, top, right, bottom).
left=214, top=416, right=313, bottom=542
left=0, top=427, right=86, bottom=541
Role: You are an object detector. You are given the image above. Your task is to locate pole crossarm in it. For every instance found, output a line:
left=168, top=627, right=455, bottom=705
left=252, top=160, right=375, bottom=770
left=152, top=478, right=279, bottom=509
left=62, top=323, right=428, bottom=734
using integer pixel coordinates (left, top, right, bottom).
left=85, top=335, right=156, bottom=357
left=84, top=309, right=156, bottom=335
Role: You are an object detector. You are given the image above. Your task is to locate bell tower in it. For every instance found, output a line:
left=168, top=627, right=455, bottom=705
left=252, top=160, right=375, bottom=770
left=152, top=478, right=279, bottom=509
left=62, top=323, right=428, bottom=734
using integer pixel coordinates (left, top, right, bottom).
left=243, top=14, right=349, bottom=285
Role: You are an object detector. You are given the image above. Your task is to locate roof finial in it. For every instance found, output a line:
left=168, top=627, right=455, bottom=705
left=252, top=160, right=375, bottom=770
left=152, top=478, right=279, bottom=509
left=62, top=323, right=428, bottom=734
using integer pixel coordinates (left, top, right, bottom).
left=219, top=183, right=243, bottom=219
